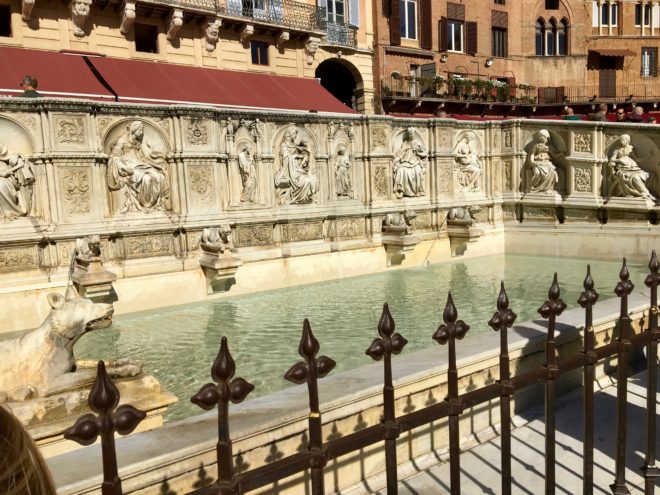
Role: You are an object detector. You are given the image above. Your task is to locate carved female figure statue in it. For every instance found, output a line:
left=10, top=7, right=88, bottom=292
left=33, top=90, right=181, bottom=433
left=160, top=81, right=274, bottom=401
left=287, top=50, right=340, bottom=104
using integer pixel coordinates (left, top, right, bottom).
left=274, top=127, right=317, bottom=204
left=107, top=121, right=169, bottom=213
left=607, top=134, right=655, bottom=200
left=453, top=134, right=482, bottom=192
left=392, top=128, right=428, bottom=198
left=335, top=145, right=352, bottom=197
left=238, top=145, right=257, bottom=203
left=0, top=143, right=34, bottom=221
left=523, top=129, right=558, bottom=193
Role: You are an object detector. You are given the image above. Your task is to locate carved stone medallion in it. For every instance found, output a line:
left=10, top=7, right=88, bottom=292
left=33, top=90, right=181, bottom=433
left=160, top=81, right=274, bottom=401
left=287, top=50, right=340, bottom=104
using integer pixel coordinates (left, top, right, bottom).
left=57, top=117, right=85, bottom=144
left=186, top=120, right=208, bottom=146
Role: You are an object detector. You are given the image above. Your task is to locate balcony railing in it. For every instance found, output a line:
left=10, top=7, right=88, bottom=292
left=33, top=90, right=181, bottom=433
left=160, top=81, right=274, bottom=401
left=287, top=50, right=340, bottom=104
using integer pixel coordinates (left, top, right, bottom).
left=218, top=0, right=326, bottom=31
left=322, top=22, right=357, bottom=47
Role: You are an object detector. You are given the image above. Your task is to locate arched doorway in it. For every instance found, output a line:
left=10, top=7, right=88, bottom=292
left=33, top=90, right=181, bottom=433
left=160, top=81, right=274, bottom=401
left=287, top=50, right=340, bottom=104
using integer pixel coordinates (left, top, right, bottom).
left=315, top=59, right=361, bottom=111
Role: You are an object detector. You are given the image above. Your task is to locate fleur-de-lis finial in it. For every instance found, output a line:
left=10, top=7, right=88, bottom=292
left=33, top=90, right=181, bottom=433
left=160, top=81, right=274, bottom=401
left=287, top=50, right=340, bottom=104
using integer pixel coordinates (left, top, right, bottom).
left=366, top=303, right=408, bottom=361
left=538, top=273, right=567, bottom=320
left=285, top=319, right=336, bottom=385
left=488, top=281, right=517, bottom=332
left=645, top=250, right=659, bottom=290
left=614, top=258, right=634, bottom=297
left=433, top=293, right=470, bottom=345
left=578, top=265, right=599, bottom=309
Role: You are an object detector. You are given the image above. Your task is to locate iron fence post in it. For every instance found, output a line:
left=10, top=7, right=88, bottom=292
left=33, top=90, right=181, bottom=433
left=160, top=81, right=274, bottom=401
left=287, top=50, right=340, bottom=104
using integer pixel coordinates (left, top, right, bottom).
left=285, top=319, right=336, bottom=495
left=577, top=266, right=599, bottom=495
left=433, top=293, right=469, bottom=495
left=366, top=303, right=408, bottom=494
left=191, top=336, right=255, bottom=495
left=488, top=282, right=517, bottom=495
left=642, top=250, right=659, bottom=494
left=64, top=361, right=146, bottom=495
left=538, top=273, right=566, bottom=495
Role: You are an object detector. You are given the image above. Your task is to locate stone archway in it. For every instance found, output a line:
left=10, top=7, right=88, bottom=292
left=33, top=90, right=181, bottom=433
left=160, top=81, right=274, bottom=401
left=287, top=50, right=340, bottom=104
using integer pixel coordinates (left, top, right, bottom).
left=315, top=59, right=362, bottom=111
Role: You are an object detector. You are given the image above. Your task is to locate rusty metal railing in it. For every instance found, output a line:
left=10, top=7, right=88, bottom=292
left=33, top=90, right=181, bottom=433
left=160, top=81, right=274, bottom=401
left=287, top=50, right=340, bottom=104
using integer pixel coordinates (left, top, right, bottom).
left=65, top=251, right=660, bottom=495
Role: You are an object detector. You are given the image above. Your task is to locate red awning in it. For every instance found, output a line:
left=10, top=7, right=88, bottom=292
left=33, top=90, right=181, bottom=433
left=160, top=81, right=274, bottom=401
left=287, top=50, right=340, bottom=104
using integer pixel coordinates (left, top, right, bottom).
left=0, top=47, right=114, bottom=100
left=87, top=57, right=357, bottom=114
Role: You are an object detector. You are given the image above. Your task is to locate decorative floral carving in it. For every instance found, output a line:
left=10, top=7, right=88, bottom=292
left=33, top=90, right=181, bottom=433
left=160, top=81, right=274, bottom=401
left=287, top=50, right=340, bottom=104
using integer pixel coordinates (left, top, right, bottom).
left=281, top=221, right=323, bottom=242
left=573, top=133, right=592, bottom=153
left=16, top=115, right=37, bottom=132
left=187, top=120, right=208, bottom=145
left=236, top=225, right=272, bottom=247
left=155, top=118, right=170, bottom=133
left=373, top=165, right=389, bottom=198
left=57, top=117, right=85, bottom=144
left=97, top=117, right=113, bottom=137
left=438, top=129, right=453, bottom=148
left=124, top=235, right=173, bottom=258
left=189, top=165, right=215, bottom=206
left=0, top=247, right=36, bottom=271
left=414, top=211, right=432, bottom=229
left=438, top=164, right=452, bottom=193
left=187, top=232, right=203, bottom=252
left=335, top=217, right=364, bottom=237
left=524, top=207, right=555, bottom=218
left=371, top=127, right=387, bottom=149
left=574, top=167, right=592, bottom=192
left=60, top=167, right=90, bottom=215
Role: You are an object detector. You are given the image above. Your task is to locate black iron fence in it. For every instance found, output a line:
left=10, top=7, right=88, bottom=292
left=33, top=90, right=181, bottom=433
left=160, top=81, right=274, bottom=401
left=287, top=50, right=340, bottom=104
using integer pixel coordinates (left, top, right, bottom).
left=64, top=252, right=659, bottom=495
left=323, top=22, right=357, bottom=48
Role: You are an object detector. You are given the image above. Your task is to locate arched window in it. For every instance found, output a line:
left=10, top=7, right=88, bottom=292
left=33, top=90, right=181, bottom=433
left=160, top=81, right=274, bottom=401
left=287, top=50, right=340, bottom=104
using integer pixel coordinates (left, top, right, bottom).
left=535, top=19, right=544, bottom=55
left=546, top=19, right=556, bottom=55
left=557, top=19, right=568, bottom=55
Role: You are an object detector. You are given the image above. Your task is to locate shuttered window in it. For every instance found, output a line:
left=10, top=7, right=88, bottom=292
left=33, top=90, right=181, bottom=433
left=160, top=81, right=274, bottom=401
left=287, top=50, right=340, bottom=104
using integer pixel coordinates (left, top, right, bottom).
left=419, top=0, right=432, bottom=49
left=466, top=21, right=477, bottom=55
left=447, top=20, right=463, bottom=51
left=492, top=10, right=508, bottom=28
left=348, top=0, right=359, bottom=27
left=439, top=17, right=448, bottom=51
left=447, top=2, right=465, bottom=20
left=390, top=0, right=401, bottom=45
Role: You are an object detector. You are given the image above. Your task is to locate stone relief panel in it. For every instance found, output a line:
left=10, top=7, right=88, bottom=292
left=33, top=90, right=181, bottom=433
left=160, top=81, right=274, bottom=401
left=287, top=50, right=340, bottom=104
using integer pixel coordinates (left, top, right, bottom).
left=0, top=118, right=36, bottom=222
left=333, top=217, right=365, bottom=238
left=503, top=129, right=512, bottom=149
left=59, top=166, right=91, bottom=216
left=104, top=120, right=172, bottom=215
left=453, top=131, right=482, bottom=193
left=438, top=160, right=453, bottom=194
left=53, top=115, right=87, bottom=150
left=235, top=224, right=272, bottom=247
left=281, top=221, right=323, bottom=242
left=274, top=125, right=318, bottom=205
left=185, top=118, right=209, bottom=147
left=521, top=129, right=567, bottom=195
left=370, top=126, right=388, bottom=151
left=503, top=159, right=513, bottom=191
left=0, top=246, right=38, bottom=271
left=605, top=134, right=656, bottom=200
left=414, top=210, right=433, bottom=229
left=392, top=127, right=428, bottom=199
left=124, top=234, right=173, bottom=259
left=438, top=128, right=453, bottom=149
left=187, top=163, right=217, bottom=209
left=372, top=162, right=390, bottom=199
left=573, top=167, right=592, bottom=193
left=573, top=132, right=592, bottom=154
left=236, top=140, right=258, bottom=204
left=333, top=141, right=352, bottom=199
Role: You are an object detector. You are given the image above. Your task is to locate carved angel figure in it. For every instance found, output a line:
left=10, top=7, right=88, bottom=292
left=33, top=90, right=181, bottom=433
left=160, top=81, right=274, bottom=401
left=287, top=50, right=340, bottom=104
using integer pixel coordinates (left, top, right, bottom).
left=393, top=128, right=428, bottom=198
left=607, top=134, right=655, bottom=200
left=238, top=145, right=257, bottom=203
left=335, top=145, right=352, bottom=197
left=523, top=129, right=558, bottom=193
left=453, top=134, right=482, bottom=192
left=0, top=143, right=34, bottom=221
left=274, top=127, right=317, bottom=204
left=107, top=121, right=169, bottom=213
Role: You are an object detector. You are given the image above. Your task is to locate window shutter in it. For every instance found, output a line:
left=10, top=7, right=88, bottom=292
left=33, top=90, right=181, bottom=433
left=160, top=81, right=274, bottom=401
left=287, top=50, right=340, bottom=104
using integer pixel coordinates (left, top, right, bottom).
left=390, top=0, right=401, bottom=45
left=348, top=0, right=359, bottom=27
left=491, top=10, right=508, bottom=28
left=420, top=0, right=432, bottom=49
left=439, top=17, right=448, bottom=51
left=447, top=2, right=464, bottom=20
left=466, top=21, right=477, bottom=55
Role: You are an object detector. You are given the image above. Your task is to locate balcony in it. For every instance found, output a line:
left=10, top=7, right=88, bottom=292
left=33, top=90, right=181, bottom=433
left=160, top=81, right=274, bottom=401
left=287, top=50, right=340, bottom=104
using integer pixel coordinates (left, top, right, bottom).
left=322, top=22, right=357, bottom=48
left=218, top=0, right=326, bottom=32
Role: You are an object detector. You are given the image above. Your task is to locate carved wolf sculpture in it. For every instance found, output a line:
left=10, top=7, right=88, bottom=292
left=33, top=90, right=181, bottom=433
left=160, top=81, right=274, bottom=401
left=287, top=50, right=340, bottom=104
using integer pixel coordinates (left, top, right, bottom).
left=0, top=292, right=117, bottom=401
left=382, top=210, right=417, bottom=235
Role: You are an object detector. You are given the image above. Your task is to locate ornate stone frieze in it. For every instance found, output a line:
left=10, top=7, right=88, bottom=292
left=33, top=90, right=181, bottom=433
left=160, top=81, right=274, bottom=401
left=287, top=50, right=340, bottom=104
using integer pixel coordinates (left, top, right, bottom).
left=203, top=17, right=222, bottom=53
left=0, top=247, right=37, bottom=271
left=56, top=117, right=85, bottom=144
left=524, top=207, right=555, bottom=218
left=188, top=165, right=215, bottom=207
left=573, top=132, right=592, bottom=154
left=166, top=9, right=184, bottom=42
left=503, top=160, right=512, bottom=191
left=373, top=164, right=389, bottom=198
left=281, top=221, right=323, bottom=242
left=574, top=167, right=592, bottom=193
left=235, top=224, right=272, bottom=247
left=186, top=231, right=202, bottom=252
left=60, top=167, right=90, bottom=215
left=604, top=134, right=619, bottom=151
left=97, top=117, right=114, bottom=138
left=328, top=121, right=355, bottom=141
left=414, top=211, right=433, bottom=229
left=124, top=234, right=173, bottom=259
left=371, top=127, right=388, bottom=150
left=438, top=162, right=452, bottom=193
left=335, top=217, right=364, bottom=237
left=186, top=119, right=208, bottom=145
left=120, top=1, right=136, bottom=34
left=15, top=114, right=37, bottom=133
left=438, top=128, right=453, bottom=149
left=70, top=0, right=92, bottom=37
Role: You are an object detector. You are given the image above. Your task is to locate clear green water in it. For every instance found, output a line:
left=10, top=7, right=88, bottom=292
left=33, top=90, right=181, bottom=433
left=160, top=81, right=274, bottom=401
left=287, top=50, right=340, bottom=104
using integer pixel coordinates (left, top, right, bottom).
left=75, top=254, right=649, bottom=422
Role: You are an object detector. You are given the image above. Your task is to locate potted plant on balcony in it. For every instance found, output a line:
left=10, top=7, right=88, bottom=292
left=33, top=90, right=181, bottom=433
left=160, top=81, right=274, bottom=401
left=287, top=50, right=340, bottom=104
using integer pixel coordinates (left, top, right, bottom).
left=473, top=79, right=489, bottom=100
left=435, top=75, right=446, bottom=96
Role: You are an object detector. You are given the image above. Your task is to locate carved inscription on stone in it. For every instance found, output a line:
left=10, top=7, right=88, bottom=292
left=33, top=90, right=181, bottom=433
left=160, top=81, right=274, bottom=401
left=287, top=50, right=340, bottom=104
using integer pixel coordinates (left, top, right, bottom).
left=335, top=217, right=365, bottom=237
left=60, top=167, right=90, bottom=215
left=574, top=167, right=592, bottom=192
left=124, top=234, right=173, bottom=259
left=371, top=127, right=388, bottom=150
left=573, top=133, right=592, bottom=153
left=189, top=165, right=215, bottom=206
left=374, top=165, right=389, bottom=198
left=236, top=225, right=272, bottom=247
left=57, top=117, right=85, bottom=144
left=186, top=120, right=208, bottom=146
left=0, top=247, right=37, bottom=271
left=281, top=221, right=323, bottom=242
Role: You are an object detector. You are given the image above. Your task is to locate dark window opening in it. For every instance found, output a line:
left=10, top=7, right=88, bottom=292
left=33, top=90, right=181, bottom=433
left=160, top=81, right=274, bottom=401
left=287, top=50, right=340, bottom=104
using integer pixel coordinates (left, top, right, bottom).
left=545, top=0, right=559, bottom=9
left=492, top=27, right=507, bottom=57
left=0, top=5, right=11, bottom=37
left=494, top=0, right=505, bottom=4
left=251, top=41, right=269, bottom=65
left=135, top=24, right=158, bottom=53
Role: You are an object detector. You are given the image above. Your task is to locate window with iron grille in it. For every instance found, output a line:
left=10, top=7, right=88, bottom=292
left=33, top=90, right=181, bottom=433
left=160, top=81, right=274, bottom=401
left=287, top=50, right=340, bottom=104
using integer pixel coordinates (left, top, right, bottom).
left=641, top=47, right=658, bottom=77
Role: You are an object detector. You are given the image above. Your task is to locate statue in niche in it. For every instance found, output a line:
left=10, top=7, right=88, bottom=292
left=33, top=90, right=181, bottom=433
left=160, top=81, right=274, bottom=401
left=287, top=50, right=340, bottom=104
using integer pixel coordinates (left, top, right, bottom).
left=392, top=128, right=428, bottom=199
left=453, top=134, right=482, bottom=192
left=238, top=145, right=257, bottom=203
left=107, top=121, right=169, bottom=213
left=201, top=225, right=234, bottom=254
left=335, top=144, right=352, bottom=197
left=607, top=134, right=655, bottom=200
left=0, top=143, right=34, bottom=221
left=274, top=126, right=317, bottom=204
left=523, top=129, right=558, bottom=194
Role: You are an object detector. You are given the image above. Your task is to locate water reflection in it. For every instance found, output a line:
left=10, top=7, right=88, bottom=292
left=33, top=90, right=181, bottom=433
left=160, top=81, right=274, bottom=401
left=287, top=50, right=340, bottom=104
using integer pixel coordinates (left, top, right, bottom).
left=75, top=254, right=647, bottom=422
